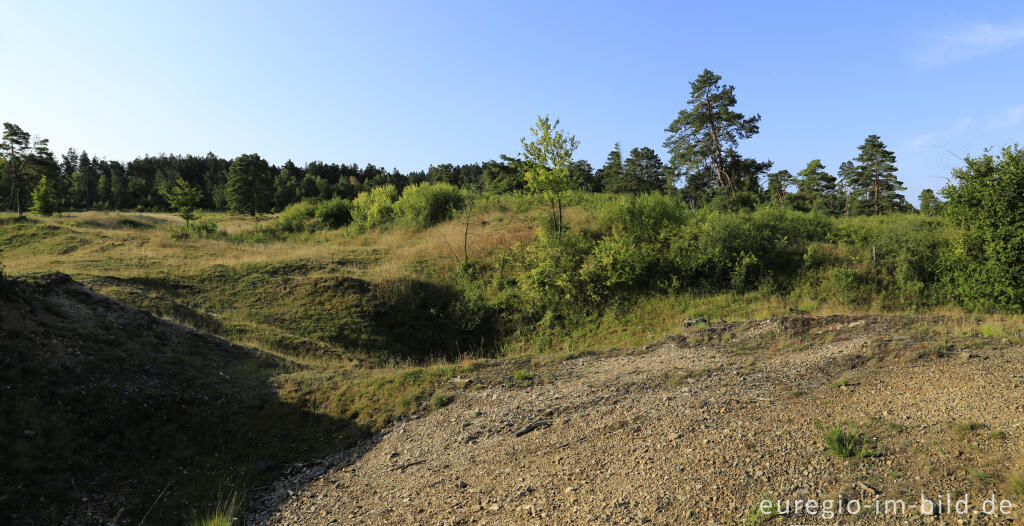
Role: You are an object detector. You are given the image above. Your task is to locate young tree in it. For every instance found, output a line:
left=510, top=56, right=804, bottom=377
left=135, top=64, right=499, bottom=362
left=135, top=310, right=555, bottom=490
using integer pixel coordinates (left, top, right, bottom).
left=520, top=115, right=579, bottom=233
left=664, top=69, right=761, bottom=194
left=622, top=146, right=666, bottom=193
left=31, top=175, right=58, bottom=216
left=852, top=135, right=907, bottom=215
left=226, top=153, right=272, bottom=216
left=765, top=170, right=793, bottom=205
left=164, top=177, right=202, bottom=227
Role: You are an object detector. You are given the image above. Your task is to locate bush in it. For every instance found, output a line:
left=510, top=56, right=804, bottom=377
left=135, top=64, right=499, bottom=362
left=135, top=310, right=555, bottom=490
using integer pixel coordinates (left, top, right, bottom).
left=169, top=216, right=221, bottom=241
left=942, top=145, right=1024, bottom=311
left=351, top=185, right=399, bottom=231
left=275, top=200, right=318, bottom=233
left=314, top=196, right=352, bottom=229
left=396, top=182, right=464, bottom=230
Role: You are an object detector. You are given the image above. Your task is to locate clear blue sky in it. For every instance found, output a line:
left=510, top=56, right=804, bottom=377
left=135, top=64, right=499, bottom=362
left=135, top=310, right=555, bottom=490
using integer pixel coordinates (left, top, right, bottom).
left=3, top=1, right=1023, bottom=204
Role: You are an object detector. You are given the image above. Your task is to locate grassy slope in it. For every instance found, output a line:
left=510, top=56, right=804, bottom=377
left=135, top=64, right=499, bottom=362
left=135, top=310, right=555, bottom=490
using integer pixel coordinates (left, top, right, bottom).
left=0, top=273, right=364, bottom=525
left=3, top=205, right=1018, bottom=522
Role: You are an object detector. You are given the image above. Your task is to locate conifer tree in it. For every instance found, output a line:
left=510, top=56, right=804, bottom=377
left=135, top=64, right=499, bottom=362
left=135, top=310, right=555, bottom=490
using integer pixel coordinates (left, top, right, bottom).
left=664, top=69, right=761, bottom=194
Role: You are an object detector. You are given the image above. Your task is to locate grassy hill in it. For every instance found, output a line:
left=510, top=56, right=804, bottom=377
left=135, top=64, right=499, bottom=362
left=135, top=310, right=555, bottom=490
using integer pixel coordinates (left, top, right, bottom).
left=0, top=192, right=1018, bottom=523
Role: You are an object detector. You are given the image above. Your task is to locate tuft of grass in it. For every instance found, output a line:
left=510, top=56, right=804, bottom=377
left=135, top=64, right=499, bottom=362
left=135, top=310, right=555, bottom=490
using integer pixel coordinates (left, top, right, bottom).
left=744, top=495, right=779, bottom=526
left=830, top=376, right=848, bottom=388
left=987, top=430, right=1007, bottom=440
left=191, top=492, right=241, bottom=526
left=971, top=470, right=999, bottom=484
left=431, top=392, right=455, bottom=409
left=953, top=421, right=985, bottom=438
left=824, top=424, right=866, bottom=458
left=511, top=370, right=535, bottom=383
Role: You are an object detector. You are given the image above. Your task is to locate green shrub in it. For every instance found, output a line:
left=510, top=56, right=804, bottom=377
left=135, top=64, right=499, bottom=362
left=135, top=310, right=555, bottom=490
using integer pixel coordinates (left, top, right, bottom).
left=275, top=200, right=318, bottom=233
left=169, top=216, right=221, bottom=241
left=942, top=145, right=1024, bottom=311
left=314, top=196, right=352, bottom=229
left=351, top=185, right=398, bottom=231
left=396, top=182, right=464, bottom=230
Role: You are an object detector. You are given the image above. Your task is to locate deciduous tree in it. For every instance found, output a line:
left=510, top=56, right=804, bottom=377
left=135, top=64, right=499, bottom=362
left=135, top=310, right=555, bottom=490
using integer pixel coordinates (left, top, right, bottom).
left=520, top=115, right=579, bottom=233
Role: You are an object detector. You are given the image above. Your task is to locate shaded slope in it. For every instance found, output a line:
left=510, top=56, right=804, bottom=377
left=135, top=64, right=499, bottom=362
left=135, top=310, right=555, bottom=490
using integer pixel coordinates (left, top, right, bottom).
left=0, top=274, right=365, bottom=525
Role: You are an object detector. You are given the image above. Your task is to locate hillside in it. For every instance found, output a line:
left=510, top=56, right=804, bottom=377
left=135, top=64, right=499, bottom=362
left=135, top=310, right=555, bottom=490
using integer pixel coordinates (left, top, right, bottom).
left=252, top=316, right=1024, bottom=524
left=0, top=273, right=361, bottom=524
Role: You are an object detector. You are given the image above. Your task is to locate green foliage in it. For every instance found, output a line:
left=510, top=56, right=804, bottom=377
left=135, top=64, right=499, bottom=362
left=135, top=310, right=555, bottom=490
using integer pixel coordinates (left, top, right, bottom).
left=395, top=182, right=465, bottom=230
left=848, top=135, right=908, bottom=215
left=164, top=177, right=203, bottom=225
left=226, top=153, right=272, bottom=216
left=664, top=69, right=762, bottom=194
left=941, top=145, right=1024, bottom=311
left=520, top=115, right=580, bottom=232
left=824, top=424, right=861, bottom=457
left=351, top=185, right=399, bottom=231
left=30, top=175, right=57, bottom=216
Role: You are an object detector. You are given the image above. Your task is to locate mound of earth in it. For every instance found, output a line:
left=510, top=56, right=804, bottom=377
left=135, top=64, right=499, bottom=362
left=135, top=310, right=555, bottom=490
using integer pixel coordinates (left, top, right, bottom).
left=250, top=316, right=1024, bottom=525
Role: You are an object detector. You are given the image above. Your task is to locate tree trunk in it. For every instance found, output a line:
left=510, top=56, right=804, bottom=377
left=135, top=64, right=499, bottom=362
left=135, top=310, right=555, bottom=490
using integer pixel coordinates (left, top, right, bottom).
left=705, top=97, right=734, bottom=192
left=873, top=161, right=880, bottom=215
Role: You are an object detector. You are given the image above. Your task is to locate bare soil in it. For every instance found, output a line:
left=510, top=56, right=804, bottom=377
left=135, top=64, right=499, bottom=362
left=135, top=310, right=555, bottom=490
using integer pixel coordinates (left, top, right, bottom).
left=250, top=316, right=1024, bottom=525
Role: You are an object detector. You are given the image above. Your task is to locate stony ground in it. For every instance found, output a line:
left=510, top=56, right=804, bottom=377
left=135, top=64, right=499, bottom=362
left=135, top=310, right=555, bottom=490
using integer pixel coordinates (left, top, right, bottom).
left=250, top=316, right=1024, bottom=525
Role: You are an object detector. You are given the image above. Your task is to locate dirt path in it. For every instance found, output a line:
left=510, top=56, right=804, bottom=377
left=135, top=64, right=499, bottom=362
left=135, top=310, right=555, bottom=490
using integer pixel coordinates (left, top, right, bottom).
left=250, top=316, right=1024, bottom=524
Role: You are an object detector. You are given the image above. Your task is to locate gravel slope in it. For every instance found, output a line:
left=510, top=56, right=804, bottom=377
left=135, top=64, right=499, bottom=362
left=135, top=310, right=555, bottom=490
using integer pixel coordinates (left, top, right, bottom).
left=250, top=316, right=1024, bottom=525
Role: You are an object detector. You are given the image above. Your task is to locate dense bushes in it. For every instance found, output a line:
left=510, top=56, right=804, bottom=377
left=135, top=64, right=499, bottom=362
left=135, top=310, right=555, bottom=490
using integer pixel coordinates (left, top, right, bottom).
left=478, top=195, right=964, bottom=325
left=273, top=197, right=352, bottom=234
left=351, top=185, right=399, bottom=231
left=395, top=182, right=464, bottom=230
left=942, top=146, right=1024, bottom=311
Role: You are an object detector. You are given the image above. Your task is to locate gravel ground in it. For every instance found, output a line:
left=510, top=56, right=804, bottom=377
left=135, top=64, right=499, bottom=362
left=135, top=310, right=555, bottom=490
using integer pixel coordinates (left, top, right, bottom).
left=250, top=316, right=1024, bottom=525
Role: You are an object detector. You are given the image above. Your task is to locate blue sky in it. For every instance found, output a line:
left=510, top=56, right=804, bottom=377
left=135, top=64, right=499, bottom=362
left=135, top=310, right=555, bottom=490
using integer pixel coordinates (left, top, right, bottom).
left=2, top=1, right=1023, bottom=204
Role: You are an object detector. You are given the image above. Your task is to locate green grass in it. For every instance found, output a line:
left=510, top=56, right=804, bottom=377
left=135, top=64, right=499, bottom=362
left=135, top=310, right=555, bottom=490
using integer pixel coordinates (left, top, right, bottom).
left=830, top=376, right=849, bottom=388
left=512, top=370, right=535, bottom=383
left=431, top=392, right=455, bottom=408
left=824, top=425, right=864, bottom=458
left=953, top=421, right=985, bottom=438
left=744, top=496, right=779, bottom=526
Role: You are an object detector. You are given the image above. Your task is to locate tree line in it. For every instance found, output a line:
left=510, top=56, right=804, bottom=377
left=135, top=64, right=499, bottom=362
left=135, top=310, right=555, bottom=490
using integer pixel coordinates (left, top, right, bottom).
left=3, top=69, right=931, bottom=218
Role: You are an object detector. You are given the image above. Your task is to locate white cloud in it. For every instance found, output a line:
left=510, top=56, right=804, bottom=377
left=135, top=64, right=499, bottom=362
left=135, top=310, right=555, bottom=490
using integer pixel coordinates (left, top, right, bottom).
left=912, top=21, right=1024, bottom=67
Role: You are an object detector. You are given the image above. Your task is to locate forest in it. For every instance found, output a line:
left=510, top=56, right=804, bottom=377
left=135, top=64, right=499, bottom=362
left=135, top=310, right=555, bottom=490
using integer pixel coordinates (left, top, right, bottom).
left=4, top=70, right=931, bottom=219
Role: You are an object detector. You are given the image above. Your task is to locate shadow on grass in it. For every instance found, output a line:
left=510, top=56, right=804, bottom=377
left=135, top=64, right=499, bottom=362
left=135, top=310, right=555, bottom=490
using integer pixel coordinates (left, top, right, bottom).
left=0, top=274, right=374, bottom=525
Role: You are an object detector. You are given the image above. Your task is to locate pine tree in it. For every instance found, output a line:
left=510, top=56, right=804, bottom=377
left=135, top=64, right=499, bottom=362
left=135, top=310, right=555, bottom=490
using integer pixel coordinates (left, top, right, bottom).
left=31, top=175, right=58, bottom=216
left=598, top=144, right=626, bottom=193
left=765, top=170, right=793, bottom=205
left=852, top=135, right=907, bottom=215
left=796, top=160, right=836, bottom=211
left=622, top=147, right=666, bottom=193
left=664, top=69, right=761, bottom=194
left=836, top=160, right=858, bottom=215
left=226, top=153, right=272, bottom=216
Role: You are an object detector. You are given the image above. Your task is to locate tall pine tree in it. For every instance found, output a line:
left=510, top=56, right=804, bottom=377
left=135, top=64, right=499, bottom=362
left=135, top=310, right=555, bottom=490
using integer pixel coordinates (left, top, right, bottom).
left=664, top=69, right=761, bottom=195
left=851, top=135, right=907, bottom=215
left=226, top=153, right=272, bottom=216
